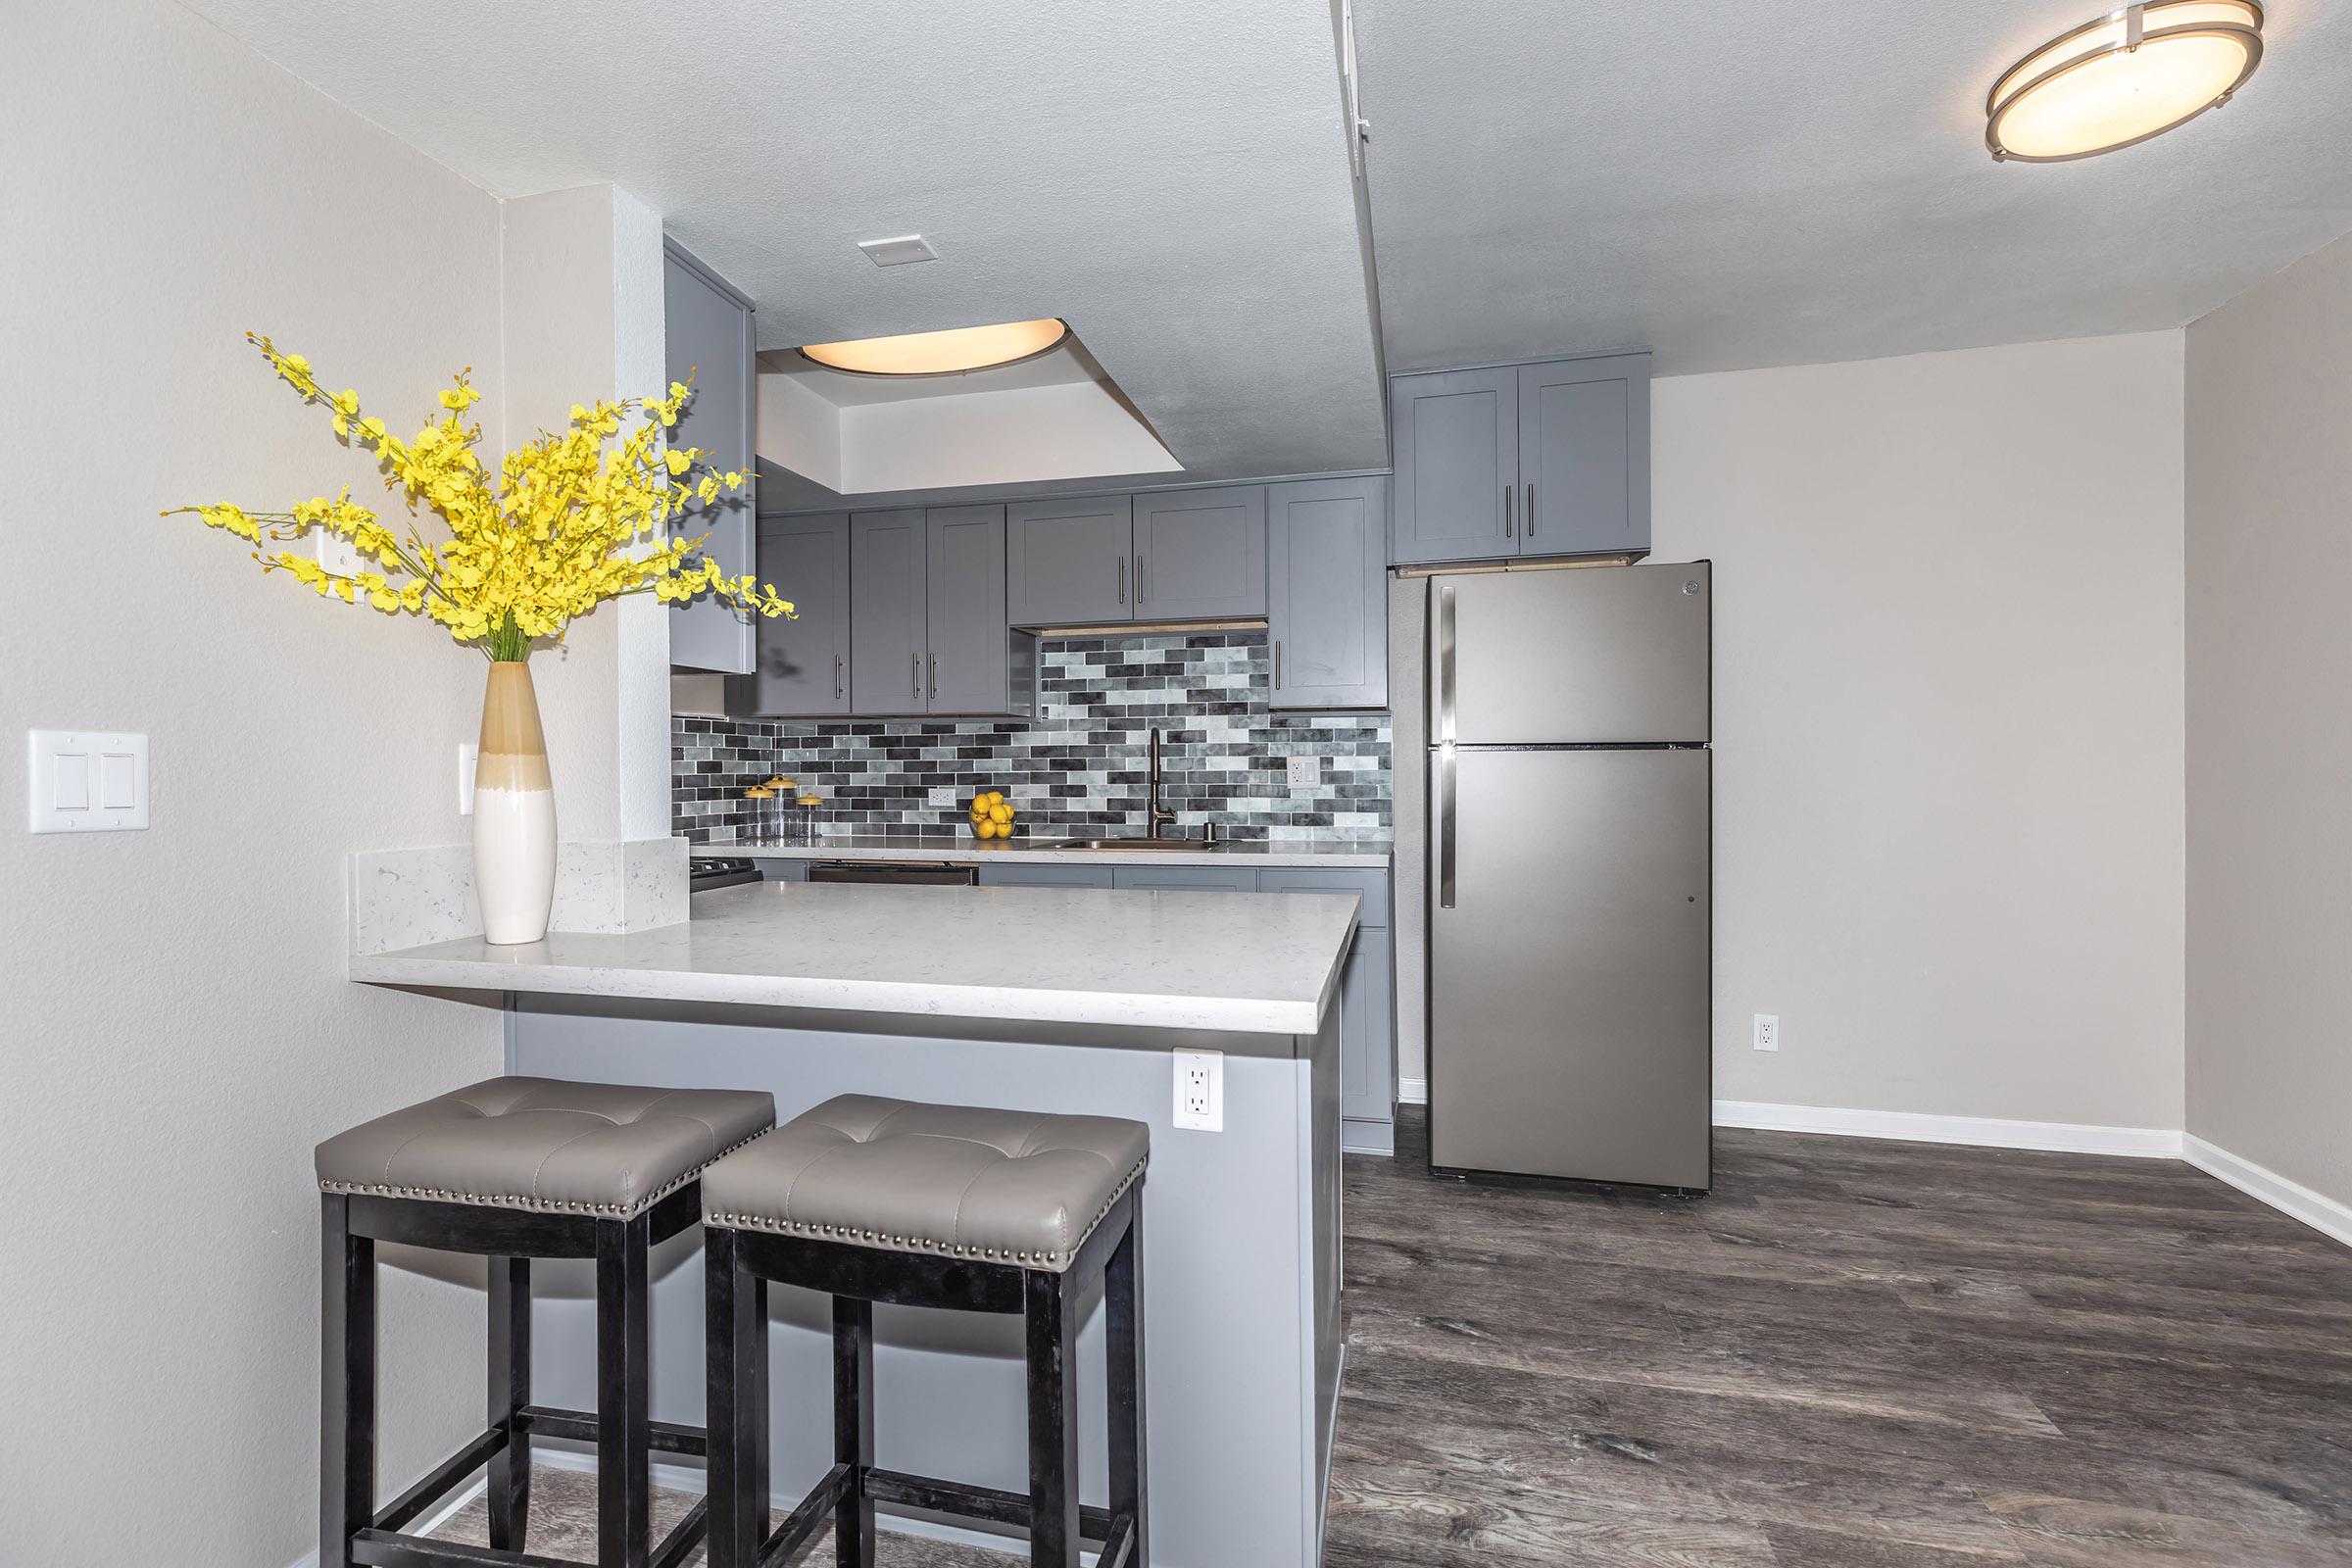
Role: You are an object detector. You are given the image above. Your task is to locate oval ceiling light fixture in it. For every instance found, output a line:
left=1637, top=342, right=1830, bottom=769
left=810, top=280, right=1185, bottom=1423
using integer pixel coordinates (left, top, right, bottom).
left=1986, top=1, right=2263, bottom=163
left=798, top=318, right=1068, bottom=377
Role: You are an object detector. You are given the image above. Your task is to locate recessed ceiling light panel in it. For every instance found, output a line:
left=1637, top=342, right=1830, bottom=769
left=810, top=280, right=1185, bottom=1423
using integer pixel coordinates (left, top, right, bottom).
left=1987, top=1, right=2263, bottom=163
left=798, top=318, right=1070, bottom=377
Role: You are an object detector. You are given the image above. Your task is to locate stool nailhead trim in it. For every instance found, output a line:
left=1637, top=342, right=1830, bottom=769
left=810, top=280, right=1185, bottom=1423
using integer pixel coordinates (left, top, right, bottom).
left=318, top=1125, right=771, bottom=1220
left=707, top=1155, right=1148, bottom=1271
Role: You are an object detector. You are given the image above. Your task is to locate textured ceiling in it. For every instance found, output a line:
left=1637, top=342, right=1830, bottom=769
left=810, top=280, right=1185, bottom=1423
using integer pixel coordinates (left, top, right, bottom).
left=179, top=0, right=1387, bottom=481
left=1354, top=0, right=2352, bottom=375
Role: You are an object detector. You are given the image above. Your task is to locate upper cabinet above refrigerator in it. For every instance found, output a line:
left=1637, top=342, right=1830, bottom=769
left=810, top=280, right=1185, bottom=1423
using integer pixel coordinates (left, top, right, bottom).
left=663, top=238, right=758, bottom=673
left=1391, top=352, right=1650, bottom=567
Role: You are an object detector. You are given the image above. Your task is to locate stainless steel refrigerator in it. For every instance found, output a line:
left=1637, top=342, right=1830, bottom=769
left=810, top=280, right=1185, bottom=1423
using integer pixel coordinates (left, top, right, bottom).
left=1426, top=561, right=1712, bottom=1190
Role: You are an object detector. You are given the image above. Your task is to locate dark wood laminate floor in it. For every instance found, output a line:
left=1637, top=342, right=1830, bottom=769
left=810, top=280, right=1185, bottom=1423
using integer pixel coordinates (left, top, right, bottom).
left=436, top=1111, right=2352, bottom=1565
left=1327, top=1110, right=2352, bottom=1568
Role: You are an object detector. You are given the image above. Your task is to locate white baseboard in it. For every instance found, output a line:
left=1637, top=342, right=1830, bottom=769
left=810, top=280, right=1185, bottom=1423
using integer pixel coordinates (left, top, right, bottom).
left=1397, top=1076, right=1427, bottom=1105
left=281, top=1475, right=485, bottom=1568
left=1710, top=1099, right=2184, bottom=1158
left=2183, top=1134, right=2352, bottom=1250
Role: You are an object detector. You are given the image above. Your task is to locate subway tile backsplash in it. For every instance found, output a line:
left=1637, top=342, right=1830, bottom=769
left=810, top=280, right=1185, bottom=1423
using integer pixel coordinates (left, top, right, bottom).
left=673, top=631, right=1391, bottom=845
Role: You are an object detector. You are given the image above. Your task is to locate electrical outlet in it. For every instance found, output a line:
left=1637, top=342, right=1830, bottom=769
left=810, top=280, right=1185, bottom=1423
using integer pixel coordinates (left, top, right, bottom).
left=1753, top=1013, right=1780, bottom=1053
left=1285, top=755, right=1318, bottom=791
left=1173, top=1049, right=1224, bottom=1131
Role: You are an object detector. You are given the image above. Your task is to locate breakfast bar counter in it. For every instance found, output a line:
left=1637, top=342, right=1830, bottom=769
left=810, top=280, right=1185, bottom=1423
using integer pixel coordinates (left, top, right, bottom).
left=353, top=878, right=1356, bottom=1568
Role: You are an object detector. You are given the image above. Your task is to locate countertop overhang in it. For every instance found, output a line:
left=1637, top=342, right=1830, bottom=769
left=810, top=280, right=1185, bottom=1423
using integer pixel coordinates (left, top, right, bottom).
left=352, top=880, right=1359, bottom=1036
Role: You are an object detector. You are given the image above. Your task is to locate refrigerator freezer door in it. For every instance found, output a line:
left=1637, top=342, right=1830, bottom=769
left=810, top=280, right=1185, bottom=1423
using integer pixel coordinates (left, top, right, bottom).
left=1430, top=563, right=1710, bottom=746
left=1429, top=747, right=1710, bottom=1187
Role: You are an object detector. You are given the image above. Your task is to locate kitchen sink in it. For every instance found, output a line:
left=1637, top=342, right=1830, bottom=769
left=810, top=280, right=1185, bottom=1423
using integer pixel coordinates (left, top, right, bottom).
left=1035, top=836, right=1228, bottom=851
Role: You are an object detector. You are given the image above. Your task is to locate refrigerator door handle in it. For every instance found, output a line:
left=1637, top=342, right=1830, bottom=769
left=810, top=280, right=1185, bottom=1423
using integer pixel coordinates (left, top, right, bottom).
left=1436, top=583, right=1457, bottom=745
left=1437, top=743, right=1457, bottom=909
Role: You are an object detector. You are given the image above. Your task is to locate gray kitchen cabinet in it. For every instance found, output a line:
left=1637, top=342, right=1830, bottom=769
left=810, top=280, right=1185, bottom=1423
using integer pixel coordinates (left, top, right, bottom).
left=1006, top=495, right=1134, bottom=625
left=1518, top=353, right=1650, bottom=556
left=727, top=514, right=850, bottom=715
left=1339, top=931, right=1395, bottom=1139
left=1267, top=477, right=1388, bottom=710
left=1389, top=365, right=1517, bottom=565
left=1133, top=485, right=1267, bottom=620
left=977, top=863, right=1117, bottom=890
left=925, top=505, right=1012, bottom=713
left=848, top=509, right=928, bottom=716
left=1390, top=352, right=1651, bottom=565
left=663, top=238, right=758, bottom=673
left=1256, top=866, right=1394, bottom=1152
left=1110, top=865, right=1261, bottom=894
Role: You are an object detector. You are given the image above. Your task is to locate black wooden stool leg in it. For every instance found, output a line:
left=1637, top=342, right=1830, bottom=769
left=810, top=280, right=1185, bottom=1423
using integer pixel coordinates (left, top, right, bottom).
left=752, top=1273, right=771, bottom=1546
left=706, top=1228, right=764, bottom=1568
left=487, top=1256, right=531, bottom=1550
left=1024, top=1269, right=1080, bottom=1567
left=596, top=1213, right=653, bottom=1568
left=1106, top=1202, right=1149, bottom=1566
left=833, top=1296, right=875, bottom=1568
left=320, top=1195, right=375, bottom=1568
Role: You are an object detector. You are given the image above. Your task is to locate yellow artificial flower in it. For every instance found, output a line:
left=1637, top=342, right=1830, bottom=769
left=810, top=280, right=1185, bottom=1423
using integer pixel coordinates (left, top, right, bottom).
left=167, top=338, right=796, bottom=661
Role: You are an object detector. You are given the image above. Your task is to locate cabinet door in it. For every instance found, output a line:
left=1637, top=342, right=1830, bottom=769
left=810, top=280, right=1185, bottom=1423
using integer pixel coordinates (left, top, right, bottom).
left=925, top=505, right=1008, bottom=713
left=848, top=509, right=928, bottom=715
left=1389, top=366, right=1517, bottom=564
left=1133, top=485, right=1266, bottom=619
left=1005, top=495, right=1135, bottom=625
left=1518, top=353, right=1650, bottom=557
left=729, top=514, right=850, bottom=715
left=977, top=863, right=1117, bottom=890
left=1267, top=477, right=1388, bottom=710
left=1340, top=931, right=1396, bottom=1126
left=663, top=239, right=758, bottom=673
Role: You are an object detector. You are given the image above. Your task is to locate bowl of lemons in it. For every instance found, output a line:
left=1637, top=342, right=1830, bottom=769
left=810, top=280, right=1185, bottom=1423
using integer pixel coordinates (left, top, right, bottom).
left=968, top=790, right=1017, bottom=840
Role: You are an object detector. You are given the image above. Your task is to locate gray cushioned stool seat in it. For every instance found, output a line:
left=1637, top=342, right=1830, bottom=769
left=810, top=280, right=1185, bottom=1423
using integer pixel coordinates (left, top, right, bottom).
left=316, top=1076, right=776, bottom=1218
left=703, top=1094, right=1150, bottom=1271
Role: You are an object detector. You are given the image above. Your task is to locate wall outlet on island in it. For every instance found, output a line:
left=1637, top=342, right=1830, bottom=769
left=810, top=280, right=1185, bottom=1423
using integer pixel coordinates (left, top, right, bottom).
left=1173, top=1049, right=1224, bottom=1131
left=1285, top=755, right=1318, bottom=791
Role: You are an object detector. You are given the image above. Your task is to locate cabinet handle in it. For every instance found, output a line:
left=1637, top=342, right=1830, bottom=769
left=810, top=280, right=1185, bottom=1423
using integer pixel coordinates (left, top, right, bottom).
left=1274, top=639, right=1283, bottom=689
left=1138, top=555, right=1146, bottom=603
left=911, top=653, right=920, bottom=699
left=928, top=655, right=937, bottom=700
left=1526, top=481, right=1536, bottom=535
left=834, top=653, right=843, bottom=700
left=1117, top=555, right=1127, bottom=606
left=1503, top=483, right=1513, bottom=538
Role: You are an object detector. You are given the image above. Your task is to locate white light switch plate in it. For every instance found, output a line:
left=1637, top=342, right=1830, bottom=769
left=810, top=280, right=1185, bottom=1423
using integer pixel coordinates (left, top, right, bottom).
left=1286, top=755, right=1318, bottom=790
left=28, top=730, right=149, bottom=833
left=458, top=743, right=478, bottom=814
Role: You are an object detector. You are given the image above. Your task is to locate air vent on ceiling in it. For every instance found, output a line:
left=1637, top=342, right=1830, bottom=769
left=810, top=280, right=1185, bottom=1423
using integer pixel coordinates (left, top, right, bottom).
left=858, top=234, right=938, bottom=268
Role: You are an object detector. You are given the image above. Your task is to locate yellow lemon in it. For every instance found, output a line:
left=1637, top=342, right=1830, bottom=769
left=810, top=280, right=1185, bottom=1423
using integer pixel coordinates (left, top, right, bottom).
left=986, top=791, right=1004, bottom=807
left=989, top=803, right=1014, bottom=824
left=980, top=819, right=1003, bottom=839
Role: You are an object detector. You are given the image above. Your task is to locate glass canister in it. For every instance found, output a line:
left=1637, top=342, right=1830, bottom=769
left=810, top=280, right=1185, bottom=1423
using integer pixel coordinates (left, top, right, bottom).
left=794, top=793, right=824, bottom=845
left=741, top=785, right=775, bottom=842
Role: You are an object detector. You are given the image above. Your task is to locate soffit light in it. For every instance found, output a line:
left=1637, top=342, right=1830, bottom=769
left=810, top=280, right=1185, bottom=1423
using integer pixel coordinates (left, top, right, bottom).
left=1986, top=1, right=2264, bottom=163
left=798, top=318, right=1069, bottom=377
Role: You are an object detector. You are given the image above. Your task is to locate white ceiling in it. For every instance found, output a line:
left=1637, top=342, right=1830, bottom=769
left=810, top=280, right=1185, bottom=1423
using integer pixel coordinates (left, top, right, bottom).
left=179, top=0, right=1388, bottom=482
left=1354, top=0, right=2352, bottom=375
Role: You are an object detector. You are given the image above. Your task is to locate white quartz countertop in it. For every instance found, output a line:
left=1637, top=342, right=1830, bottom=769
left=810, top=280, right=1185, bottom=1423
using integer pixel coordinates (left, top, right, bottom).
left=351, top=880, right=1359, bottom=1035
left=720, top=833, right=1392, bottom=868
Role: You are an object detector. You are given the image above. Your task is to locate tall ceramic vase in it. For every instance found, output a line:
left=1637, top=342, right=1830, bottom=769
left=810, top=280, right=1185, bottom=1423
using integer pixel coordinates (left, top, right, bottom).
left=473, top=661, right=557, bottom=945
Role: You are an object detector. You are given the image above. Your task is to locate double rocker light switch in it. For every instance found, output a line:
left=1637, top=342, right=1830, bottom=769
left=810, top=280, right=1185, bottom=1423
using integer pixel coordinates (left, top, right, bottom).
left=27, top=730, right=149, bottom=833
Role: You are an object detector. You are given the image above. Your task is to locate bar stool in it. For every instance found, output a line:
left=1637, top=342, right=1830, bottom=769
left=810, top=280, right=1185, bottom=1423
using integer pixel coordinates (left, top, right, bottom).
left=315, top=1076, right=776, bottom=1568
left=700, top=1094, right=1151, bottom=1568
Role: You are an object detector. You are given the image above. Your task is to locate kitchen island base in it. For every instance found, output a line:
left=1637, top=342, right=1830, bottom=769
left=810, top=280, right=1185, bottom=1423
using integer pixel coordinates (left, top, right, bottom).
left=506, top=992, right=1342, bottom=1568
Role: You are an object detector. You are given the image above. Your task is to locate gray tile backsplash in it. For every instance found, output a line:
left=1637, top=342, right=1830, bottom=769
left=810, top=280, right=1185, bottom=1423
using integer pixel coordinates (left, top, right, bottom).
left=674, top=630, right=1392, bottom=845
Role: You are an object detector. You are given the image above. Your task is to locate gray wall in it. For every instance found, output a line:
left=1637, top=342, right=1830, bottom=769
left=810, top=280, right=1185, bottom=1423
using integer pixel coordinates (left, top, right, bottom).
left=1652, top=333, right=2187, bottom=1130
left=2184, top=231, right=2352, bottom=1210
